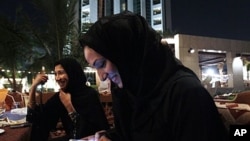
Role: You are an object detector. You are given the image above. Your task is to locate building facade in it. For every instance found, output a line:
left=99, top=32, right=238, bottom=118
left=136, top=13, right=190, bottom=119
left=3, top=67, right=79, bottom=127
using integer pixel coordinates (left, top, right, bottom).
left=80, top=0, right=171, bottom=34
left=79, top=0, right=250, bottom=94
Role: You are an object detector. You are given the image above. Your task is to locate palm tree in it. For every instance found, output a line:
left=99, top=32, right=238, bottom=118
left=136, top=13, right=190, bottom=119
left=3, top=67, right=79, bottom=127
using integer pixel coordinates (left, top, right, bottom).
left=28, top=0, right=83, bottom=68
left=0, top=0, right=85, bottom=91
left=162, top=28, right=177, bottom=38
left=0, top=11, right=32, bottom=91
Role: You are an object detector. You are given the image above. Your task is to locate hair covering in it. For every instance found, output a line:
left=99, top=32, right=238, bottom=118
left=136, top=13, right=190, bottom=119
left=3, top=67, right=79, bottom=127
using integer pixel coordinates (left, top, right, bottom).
left=80, top=11, right=183, bottom=96
left=80, top=11, right=189, bottom=137
left=79, top=11, right=228, bottom=141
left=54, top=58, right=87, bottom=96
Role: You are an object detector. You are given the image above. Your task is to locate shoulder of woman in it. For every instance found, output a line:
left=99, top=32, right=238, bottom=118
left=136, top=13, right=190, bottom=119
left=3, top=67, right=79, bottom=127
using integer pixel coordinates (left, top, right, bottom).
left=85, top=86, right=100, bottom=95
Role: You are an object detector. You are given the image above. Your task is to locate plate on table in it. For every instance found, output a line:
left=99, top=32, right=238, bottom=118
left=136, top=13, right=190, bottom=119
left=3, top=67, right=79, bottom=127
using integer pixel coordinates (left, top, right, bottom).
left=0, top=129, right=5, bottom=134
left=0, top=109, right=5, bottom=116
left=0, top=113, right=3, bottom=118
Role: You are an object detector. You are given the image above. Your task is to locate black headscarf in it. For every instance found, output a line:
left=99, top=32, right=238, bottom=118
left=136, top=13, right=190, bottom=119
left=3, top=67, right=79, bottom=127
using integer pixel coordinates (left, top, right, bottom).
left=80, top=11, right=202, bottom=140
left=80, top=11, right=183, bottom=97
left=79, top=12, right=229, bottom=141
left=54, top=58, right=87, bottom=96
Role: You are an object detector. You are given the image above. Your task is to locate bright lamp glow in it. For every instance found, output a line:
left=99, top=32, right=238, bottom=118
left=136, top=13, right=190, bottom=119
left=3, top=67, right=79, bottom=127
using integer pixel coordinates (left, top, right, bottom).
left=188, top=48, right=195, bottom=53
left=206, top=68, right=215, bottom=75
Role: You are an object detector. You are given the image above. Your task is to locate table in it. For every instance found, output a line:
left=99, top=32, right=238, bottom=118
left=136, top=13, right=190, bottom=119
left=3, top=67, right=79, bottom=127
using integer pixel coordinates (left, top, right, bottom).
left=215, top=101, right=250, bottom=130
left=0, top=126, right=31, bottom=141
left=0, top=108, right=31, bottom=141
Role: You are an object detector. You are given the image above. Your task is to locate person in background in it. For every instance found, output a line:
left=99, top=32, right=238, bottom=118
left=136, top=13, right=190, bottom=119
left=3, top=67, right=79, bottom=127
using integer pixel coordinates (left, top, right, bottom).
left=98, top=78, right=111, bottom=95
left=79, top=11, right=229, bottom=141
left=26, top=58, right=109, bottom=141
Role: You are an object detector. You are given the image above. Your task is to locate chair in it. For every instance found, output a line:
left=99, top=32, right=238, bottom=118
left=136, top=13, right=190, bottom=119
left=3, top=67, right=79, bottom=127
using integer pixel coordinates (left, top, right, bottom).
left=0, top=89, right=8, bottom=114
left=35, top=92, right=55, bottom=105
left=0, top=89, right=8, bottom=102
left=5, top=91, right=25, bottom=110
left=99, top=94, right=114, bottom=128
left=214, top=90, right=250, bottom=130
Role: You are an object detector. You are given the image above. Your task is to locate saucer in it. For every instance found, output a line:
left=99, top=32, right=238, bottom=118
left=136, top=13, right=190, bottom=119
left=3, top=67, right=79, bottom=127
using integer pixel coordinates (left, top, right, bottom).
left=0, top=129, right=5, bottom=134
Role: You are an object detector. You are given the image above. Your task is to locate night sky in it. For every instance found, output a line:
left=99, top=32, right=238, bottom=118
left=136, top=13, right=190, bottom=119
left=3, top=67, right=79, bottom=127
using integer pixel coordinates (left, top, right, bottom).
left=0, top=0, right=28, bottom=18
left=0, top=0, right=36, bottom=22
left=172, top=0, right=250, bottom=41
left=0, top=0, right=250, bottom=41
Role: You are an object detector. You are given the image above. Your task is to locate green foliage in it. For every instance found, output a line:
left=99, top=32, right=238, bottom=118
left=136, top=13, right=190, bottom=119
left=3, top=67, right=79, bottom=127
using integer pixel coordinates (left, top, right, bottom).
left=0, top=8, right=33, bottom=90
left=81, top=23, right=93, bottom=34
left=0, top=0, right=89, bottom=90
left=28, top=0, right=83, bottom=70
left=161, top=28, right=177, bottom=38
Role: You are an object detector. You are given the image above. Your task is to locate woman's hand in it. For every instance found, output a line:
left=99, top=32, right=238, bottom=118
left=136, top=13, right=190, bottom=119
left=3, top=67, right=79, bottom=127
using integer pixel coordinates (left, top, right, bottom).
left=98, top=135, right=111, bottom=141
left=28, top=73, right=48, bottom=109
left=81, top=130, right=111, bottom=141
left=59, top=90, right=75, bottom=113
left=95, top=130, right=111, bottom=141
left=32, top=73, right=48, bottom=86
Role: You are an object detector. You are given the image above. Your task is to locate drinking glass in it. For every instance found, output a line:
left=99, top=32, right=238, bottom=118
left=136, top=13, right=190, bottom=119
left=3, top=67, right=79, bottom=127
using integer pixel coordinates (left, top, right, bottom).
left=0, top=101, right=6, bottom=115
left=12, top=102, right=21, bottom=109
left=22, top=95, right=29, bottom=107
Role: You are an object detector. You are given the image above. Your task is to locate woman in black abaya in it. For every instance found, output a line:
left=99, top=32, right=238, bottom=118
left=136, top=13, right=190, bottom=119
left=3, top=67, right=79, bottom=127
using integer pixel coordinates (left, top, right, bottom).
left=27, top=58, right=109, bottom=141
left=80, top=11, right=228, bottom=141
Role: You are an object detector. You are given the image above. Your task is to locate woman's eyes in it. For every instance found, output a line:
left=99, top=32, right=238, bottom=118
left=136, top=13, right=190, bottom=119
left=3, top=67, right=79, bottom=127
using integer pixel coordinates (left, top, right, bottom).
left=93, top=59, right=106, bottom=69
left=55, top=70, right=66, bottom=76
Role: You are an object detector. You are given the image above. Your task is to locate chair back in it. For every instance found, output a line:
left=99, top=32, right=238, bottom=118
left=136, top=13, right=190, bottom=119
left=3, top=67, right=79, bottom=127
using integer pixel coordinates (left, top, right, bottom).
left=0, top=89, right=8, bottom=102
left=99, top=94, right=114, bottom=127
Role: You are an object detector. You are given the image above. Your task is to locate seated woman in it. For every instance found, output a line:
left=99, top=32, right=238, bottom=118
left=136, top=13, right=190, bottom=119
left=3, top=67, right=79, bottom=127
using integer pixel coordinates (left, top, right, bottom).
left=26, top=58, right=109, bottom=141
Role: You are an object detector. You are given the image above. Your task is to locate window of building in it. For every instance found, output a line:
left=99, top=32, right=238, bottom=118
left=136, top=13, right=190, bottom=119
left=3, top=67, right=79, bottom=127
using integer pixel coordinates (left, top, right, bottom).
left=82, top=0, right=89, bottom=7
left=153, top=19, right=162, bottom=25
left=82, top=11, right=89, bottom=18
left=153, top=0, right=161, bottom=5
left=153, top=8, right=161, bottom=15
left=121, top=0, right=127, bottom=11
